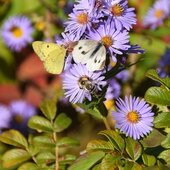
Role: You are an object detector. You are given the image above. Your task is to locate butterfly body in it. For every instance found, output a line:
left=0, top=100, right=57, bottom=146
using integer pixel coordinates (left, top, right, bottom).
left=72, top=40, right=106, bottom=72
left=32, top=41, right=66, bottom=74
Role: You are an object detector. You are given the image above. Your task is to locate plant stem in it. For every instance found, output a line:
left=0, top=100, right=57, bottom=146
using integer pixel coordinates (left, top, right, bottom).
left=102, top=116, right=111, bottom=130
left=53, top=132, right=59, bottom=170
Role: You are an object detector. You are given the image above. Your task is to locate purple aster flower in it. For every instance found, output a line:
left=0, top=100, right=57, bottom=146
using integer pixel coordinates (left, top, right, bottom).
left=157, top=48, right=170, bottom=77
left=87, top=17, right=130, bottom=57
left=64, top=0, right=101, bottom=39
left=112, top=95, right=154, bottom=140
left=0, top=104, right=11, bottom=130
left=1, top=15, right=33, bottom=52
left=9, top=100, right=36, bottom=134
left=102, top=0, right=136, bottom=30
left=62, top=64, right=107, bottom=103
left=105, top=79, right=121, bottom=100
left=126, top=44, right=145, bottom=54
left=143, top=0, right=170, bottom=29
left=116, top=70, right=129, bottom=82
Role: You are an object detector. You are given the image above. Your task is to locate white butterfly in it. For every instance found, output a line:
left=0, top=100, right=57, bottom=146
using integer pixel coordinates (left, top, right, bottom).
left=72, top=40, right=106, bottom=72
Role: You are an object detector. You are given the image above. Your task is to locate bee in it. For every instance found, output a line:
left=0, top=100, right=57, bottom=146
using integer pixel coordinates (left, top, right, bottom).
left=78, top=76, right=98, bottom=95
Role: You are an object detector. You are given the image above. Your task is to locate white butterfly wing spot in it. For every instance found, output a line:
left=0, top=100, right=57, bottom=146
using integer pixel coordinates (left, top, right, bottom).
left=72, top=40, right=99, bottom=63
left=72, top=40, right=106, bottom=71
left=86, top=46, right=106, bottom=71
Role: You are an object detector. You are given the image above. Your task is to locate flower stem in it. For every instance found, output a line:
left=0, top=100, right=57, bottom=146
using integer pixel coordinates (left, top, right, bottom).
left=53, top=132, right=59, bottom=170
left=102, top=116, right=111, bottom=130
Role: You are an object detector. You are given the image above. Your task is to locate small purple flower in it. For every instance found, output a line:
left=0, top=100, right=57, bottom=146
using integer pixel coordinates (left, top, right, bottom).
left=102, top=0, right=136, bottom=30
left=116, top=70, right=130, bottom=82
left=87, top=17, right=130, bottom=57
left=157, top=48, right=170, bottom=77
left=105, top=79, right=121, bottom=100
left=112, top=95, right=154, bottom=140
left=9, top=100, right=36, bottom=134
left=1, top=16, right=33, bottom=51
left=64, top=0, right=101, bottom=38
left=143, top=0, right=170, bottom=29
left=62, top=64, right=106, bottom=103
left=0, top=105, right=11, bottom=130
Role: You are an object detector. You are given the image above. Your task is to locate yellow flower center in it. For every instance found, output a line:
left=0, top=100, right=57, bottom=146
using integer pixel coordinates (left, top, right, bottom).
left=35, top=21, right=45, bottom=31
left=154, top=9, right=164, bottom=19
left=101, top=36, right=113, bottom=48
left=111, top=4, right=124, bottom=16
left=105, top=99, right=114, bottom=110
left=10, top=26, right=23, bottom=38
left=76, top=13, right=89, bottom=25
left=126, top=111, right=140, bottom=123
left=14, top=115, right=23, bottom=123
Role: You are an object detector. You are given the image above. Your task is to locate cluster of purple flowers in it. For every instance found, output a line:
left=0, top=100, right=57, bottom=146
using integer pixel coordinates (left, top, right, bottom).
left=143, top=0, right=170, bottom=29
left=0, top=100, right=36, bottom=135
left=1, top=16, right=33, bottom=52
left=59, top=0, right=154, bottom=140
left=59, top=0, right=144, bottom=104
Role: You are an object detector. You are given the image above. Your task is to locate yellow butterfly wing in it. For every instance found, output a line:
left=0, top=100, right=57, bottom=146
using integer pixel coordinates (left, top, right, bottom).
left=44, top=48, right=66, bottom=74
left=32, top=41, right=66, bottom=74
left=32, top=41, right=46, bottom=61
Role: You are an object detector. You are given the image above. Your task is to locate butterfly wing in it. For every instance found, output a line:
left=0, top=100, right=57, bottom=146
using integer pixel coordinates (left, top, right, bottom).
left=72, top=40, right=106, bottom=71
left=72, top=40, right=99, bottom=63
left=32, top=41, right=45, bottom=61
left=85, top=45, right=106, bottom=71
left=32, top=41, right=66, bottom=74
left=43, top=46, right=66, bottom=74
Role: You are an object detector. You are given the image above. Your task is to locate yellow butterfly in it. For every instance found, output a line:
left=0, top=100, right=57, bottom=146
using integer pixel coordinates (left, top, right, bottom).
left=32, top=41, right=66, bottom=74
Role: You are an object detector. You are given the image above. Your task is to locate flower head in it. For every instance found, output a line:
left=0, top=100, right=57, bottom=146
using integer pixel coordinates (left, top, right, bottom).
left=157, top=48, right=170, bottom=77
left=0, top=105, right=11, bottom=130
left=87, top=17, right=130, bottom=58
left=105, top=79, right=121, bottom=100
left=9, top=100, right=36, bottom=134
left=102, top=0, right=136, bottom=30
left=143, top=0, right=170, bottom=29
left=112, top=95, right=154, bottom=140
left=64, top=0, right=101, bottom=39
left=1, top=16, right=33, bottom=51
left=62, top=64, right=106, bottom=103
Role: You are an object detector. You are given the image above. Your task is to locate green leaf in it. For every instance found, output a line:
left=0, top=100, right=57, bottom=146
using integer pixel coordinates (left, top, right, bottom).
left=36, top=152, right=55, bottom=164
left=68, top=151, right=105, bottom=170
left=33, top=135, right=55, bottom=149
left=18, top=162, right=37, bottom=170
left=54, top=113, right=72, bottom=132
left=28, top=116, right=53, bottom=132
left=145, top=69, right=170, bottom=89
left=57, top=137, right=80, bottom=147
left=161, top=133, right=170, bottom=149
left=59, top=154, right=77, bottom=165
left=141, top=129, right=165, bottom=148
left=142, top=154, right=156, bottom=166
left=158, top=150, right=170, bottom=164
left=125, top=137, right=142, bottom=161
left=101, top=154, right=121, bottom=170
left=76, top=103, right=102, bottom=120
left=87, top=140, right=114, bottom=151
left=2, top=149, right=31, bottom=168
left=145, top=87, right=170, bottom=106
left=0, top=130, right=28, bottom=148
left=120, top=162, right=143, bottom=170
left=154, top=112, right=170, bottom=128
left=40, top=98, right=57, bottom=120
left=99, top=130, right=125, bottom=151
